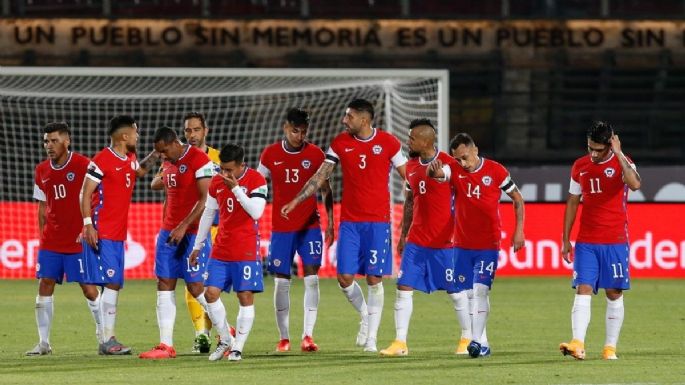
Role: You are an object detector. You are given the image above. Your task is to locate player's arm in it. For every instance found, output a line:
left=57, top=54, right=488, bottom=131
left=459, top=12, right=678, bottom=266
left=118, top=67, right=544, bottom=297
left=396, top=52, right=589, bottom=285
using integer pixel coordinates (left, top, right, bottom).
left=189, top=196, right=218, bottom=267
left=281, top=161, right=335, bottom=218
left=505, top=185, right=525, bottom=252
left=427, top=159, right=450, bottom=181
left=135, top=150, right=160, bottom=177
left=233, top=184, right=267, bottom=220
left=150, top=164, right=165, bottom=190
left=37, top=201, right=46, bottom=235
left=80, top=176, right=100, bottom=250
left=167, top=177, right=211, bottom=245
left=610, top=134, right=641, bottom=191
left=562, top=193, right=581, bottom=263
left=398, top=186, right=414, bottom=255
left=319, top=179, right=335, bottom=247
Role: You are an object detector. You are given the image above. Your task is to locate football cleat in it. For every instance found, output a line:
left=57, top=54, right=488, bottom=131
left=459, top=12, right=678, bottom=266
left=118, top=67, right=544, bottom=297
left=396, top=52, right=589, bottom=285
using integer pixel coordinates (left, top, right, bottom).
left=602, top=345, right=618, bottom=360
left=356, top=320, right=369, bottom=347
left=363, top=338, right=378, bottom=353
left=139, top=343, right=176, bottom=359
left=26, top=342, right=52, bottom=356
left=559, top=339, right=585, bottom=360
left=276, top=339, right=291, bottom=352
left=380, top=340, right=409, bottom=356
left=455, top=337, right=470, bottom=355
left=193, top=333, right=211, bottom=354
left=99, top=337, right=132, bottom=355
left=300, top=336, right=319, bottom=352
left=209, top=340, right=231, bottom=361
left=480, top=345, right=491, bottom=357
left=227, top=350, right=242, bottom=361
left=467, top=341, right=482, bottom=358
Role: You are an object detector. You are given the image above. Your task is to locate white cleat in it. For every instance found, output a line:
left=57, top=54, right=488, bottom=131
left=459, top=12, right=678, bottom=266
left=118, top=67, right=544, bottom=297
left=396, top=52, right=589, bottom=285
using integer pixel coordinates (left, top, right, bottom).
left=26, top=342, right=52, bottom=356
left=363, top=338, right=378, bottom=353
left=208, top=340, right=231, bottom=361
left=227, top=350, right=242, bottom=361
left=356, top=320, right=369, bottom=347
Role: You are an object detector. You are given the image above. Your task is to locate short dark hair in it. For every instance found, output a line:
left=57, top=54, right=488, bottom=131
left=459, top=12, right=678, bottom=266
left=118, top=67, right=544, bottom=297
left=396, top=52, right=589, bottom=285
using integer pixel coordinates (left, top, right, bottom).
left=347, top=98, right=374, bottom=119
left=449, top=133, right=475, bottom=151
left=409, top=118, right=435, bottom=131
left=184, top=111, right=207, bottom=128
left=286, top=108, right=310, bottom=126
left=43, top=122, right=71, bottom=136
left=219, top=143, right=245, bottom=164
left=587, top=121, right=613, bottom=145
left=109, top=115, right=137, bottom=136
left=153, top=126, right=178, bottom=144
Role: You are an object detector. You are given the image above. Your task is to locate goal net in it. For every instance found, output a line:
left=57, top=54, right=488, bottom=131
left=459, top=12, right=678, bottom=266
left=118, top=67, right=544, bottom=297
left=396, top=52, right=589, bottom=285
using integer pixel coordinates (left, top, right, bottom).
left=0, top=67, right=449, bottom=279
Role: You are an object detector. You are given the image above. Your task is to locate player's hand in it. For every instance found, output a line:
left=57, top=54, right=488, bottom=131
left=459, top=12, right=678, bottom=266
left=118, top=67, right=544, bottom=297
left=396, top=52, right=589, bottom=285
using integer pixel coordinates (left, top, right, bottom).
left=83, top=224, right=99, bottom=250
left=561, top=240, right=574, bottom=263
left=281, top=200, right=298, bottom=219
left=512, top=230, right=525, bottom=252
left=609, top=134, right=622, bottom=154
left=221, top=173, right=239, bottom=189
left=427, top=159, right=444, bottom=178
left=167, top=224, right=188, bottom=245
left=397, top=237, right=407, bottom=256
left=189, top=249, right=200, bottom=267
left=325, top=225, right=335, bottom=248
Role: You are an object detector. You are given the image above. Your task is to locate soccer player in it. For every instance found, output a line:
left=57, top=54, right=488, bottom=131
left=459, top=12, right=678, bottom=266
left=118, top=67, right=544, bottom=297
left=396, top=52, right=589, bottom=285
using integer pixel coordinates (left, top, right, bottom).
left=80, top=115, right=158, bottom=355
left=26, top=122, right=102, bottom=356
left=282, top=99, right=407, bottom=352
left=150, top=112, right=219, bottom=353
left=190, top=143, right=268, bottom=361
left=380, top=119, right=471, bottom=357
left=559, top=122, right=641, bottom=361
left=257, top=108, right=334, bottom=352
left=138, top=126, right=215, bottom=359
left=428, top=132, right=525, bottom=358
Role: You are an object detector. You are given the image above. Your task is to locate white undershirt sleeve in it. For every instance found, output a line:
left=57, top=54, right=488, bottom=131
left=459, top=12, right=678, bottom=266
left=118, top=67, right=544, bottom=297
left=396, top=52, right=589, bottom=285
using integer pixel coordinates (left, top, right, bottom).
left=192, top=196, right=219, bottom=251
left=232, top=185, right=267, bottom=220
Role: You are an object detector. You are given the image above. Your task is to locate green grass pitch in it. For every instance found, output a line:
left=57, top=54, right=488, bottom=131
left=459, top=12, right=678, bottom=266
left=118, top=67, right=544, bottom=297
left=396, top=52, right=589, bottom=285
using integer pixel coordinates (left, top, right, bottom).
left=1, top=278, right=683, bottom=384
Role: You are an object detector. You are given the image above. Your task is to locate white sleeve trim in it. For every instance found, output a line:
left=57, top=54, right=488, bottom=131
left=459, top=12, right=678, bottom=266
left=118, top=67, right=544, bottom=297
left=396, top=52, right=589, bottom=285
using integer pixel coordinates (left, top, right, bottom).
left=195, top=161, right=216, bottom=179
left=325, top=147, right=339, bottom=163
left=499, top=175, right=516, bottom=193
left=33, top=184, right=46, bottom=201
left=232, top=185, right=266, bottom=220
left=569, top=178, right=582, bottom=195
left=192, top=206, right=217, bottom=251
left=256, top=162, right=271, bottom=179
left=391, top=149, right=408, bottom=168
left=86, top=161, right=104, bottom=183
left=133, top=160, right=140, bottom=171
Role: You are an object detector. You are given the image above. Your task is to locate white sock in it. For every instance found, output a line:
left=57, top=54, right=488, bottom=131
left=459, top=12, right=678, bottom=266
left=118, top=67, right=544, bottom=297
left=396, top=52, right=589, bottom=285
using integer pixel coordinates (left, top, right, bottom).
left=605, top=296, right=624, bottom=347
left=472, top=283, right=490, bottom=345
left=206, top=299, right=233, bottom=345
left=233, top=305, right=255, bottom=352
left=340, top=281, right=368, bottom=322
left=86, top=292, right=103, bottom=343
left=449, top=291, right=471, bottom=340
left=303, top=275, right=319, bottom=338
left=101, top=287, right=119, bottom=341
left=156, top=291, right=176, bottom=346
left=366, top=282, right=384, bottom=342
left=394, top=290, right=413, bottom=342
left=274, top=278, right=290, bottom=340
left=571, top=294, right=592, bottom=342
left=480, top=296, right=489, bottom=346
left=35, top=295, right=53, bottom=345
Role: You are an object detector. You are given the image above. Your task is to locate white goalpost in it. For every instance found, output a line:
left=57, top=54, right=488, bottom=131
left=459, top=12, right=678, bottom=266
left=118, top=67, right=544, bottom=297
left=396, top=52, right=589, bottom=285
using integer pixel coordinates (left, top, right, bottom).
left=0, top=67, right=449, bottom=279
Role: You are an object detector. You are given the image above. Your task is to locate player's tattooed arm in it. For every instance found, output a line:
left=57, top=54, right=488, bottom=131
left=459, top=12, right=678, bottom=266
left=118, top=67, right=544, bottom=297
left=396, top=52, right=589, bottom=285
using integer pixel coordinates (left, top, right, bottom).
left=320, top=179, right=335, bottom=247
left=281, top=161, right=335, bottom=218
left=398, top=188, right=414, bottom=255
left=136, top=150, right=160, bottom=177
left=507, top=186, right=525, bottom=252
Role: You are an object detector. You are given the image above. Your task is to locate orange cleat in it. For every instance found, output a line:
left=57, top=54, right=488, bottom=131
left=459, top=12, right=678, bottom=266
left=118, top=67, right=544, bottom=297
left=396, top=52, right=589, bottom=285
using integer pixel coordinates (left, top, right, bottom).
left=276, top=339, right=291, bottom=352
left=301, top=336, right=319, bottom=352
left=139, top=343, right=176, bottom=359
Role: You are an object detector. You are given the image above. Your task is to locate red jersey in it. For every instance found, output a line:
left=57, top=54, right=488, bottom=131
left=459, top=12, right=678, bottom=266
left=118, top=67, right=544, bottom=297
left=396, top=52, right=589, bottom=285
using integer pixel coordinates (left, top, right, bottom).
left=161, top=145, right=215, bottom=233
left=570, top=152, right=634, bottom=244
left=326, top=128, right=406, bottom=222
left=405, top=151, right=455, bottom=249
left=258, top=141, right=325, bottom=232
left=447, top=158, right=514, bottom=250
left=33, top=152, right=90, bottom=254
left=86, top=147, right=139, bottom=242
left=208, top=168, right=267, bottom=262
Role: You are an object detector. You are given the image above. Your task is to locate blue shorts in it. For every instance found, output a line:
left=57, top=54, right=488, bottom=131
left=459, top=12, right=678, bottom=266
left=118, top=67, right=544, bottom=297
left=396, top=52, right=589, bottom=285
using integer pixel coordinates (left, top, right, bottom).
left=267, top=228, right=323, bottom=275
left=573, top=243, right=631, bottom=294
left=397, top=242, right=456, bottom=294
left=205, top=258, right=264, bottom=294
left=36, top=249, right=86, bottom=284
left=453, top=247, right=499, bottom=291
left=82, top=239, right=125, bottom=287
left=336, top=221, right=392, bottom=276
left=155, top=229, right=210, bottom=283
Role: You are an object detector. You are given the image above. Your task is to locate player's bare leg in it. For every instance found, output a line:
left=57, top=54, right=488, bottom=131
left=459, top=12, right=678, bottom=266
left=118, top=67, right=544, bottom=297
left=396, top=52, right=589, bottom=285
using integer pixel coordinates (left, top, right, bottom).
left=301, top=264, right=320, bottom=352
left=560, top=284, right=592, bottom=360
left=603, top=288, right=623, bottom=360
left=27, top=278, right=56, bottom=356
left=338, top=273, right=369, bottom=348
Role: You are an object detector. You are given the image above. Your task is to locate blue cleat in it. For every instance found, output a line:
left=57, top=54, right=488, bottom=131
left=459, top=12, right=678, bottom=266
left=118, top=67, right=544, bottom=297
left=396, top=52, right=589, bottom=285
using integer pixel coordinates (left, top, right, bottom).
left=467, top=341, right=481, bottom=358
left=480, top=345, right=491, bottom=357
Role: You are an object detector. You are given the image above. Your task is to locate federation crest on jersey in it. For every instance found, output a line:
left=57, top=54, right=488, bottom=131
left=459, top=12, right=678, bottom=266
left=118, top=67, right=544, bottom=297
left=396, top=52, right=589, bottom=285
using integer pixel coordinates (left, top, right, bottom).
left=273, top=259, right=281, bottom=267
left=458, top=275, right=465, bottom=283
left=604, top=167, right=615, bottom=178
left=179, top=164, right=188, bottom=174
left=107, top=268, right=115, bottom=278
left=372, top=145, right=382, bottom=155
left=66, top=172, right=75, bottom=182
left=482, top=176, right=492, bottom=186
left=302, top=159, right=311, bottom=169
